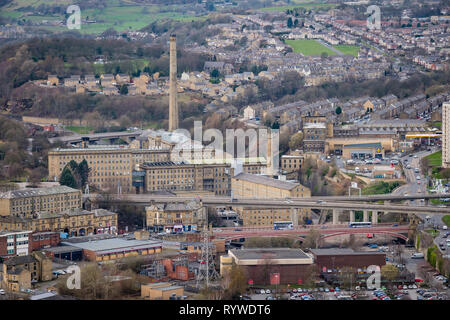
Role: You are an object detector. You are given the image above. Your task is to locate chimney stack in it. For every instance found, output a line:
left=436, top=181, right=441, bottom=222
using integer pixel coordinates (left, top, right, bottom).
left=169, top=34, right=179, bottom=131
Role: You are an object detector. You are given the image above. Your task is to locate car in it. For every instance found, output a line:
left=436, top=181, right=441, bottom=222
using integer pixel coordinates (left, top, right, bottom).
left=292, top=289, right=297, bottom=293
left=324, top=288, right=329, bottom=292
left=417, top=180, right=421, bottom=185
left=411, top=252, right=424, bottom=259
left=260, top=289, right=266, bottom=294
left=443, top=225, right=448, bottom=230
left=265, top=289, right=271, bottom=294
left=392, top=224, right=399, bottom=227
left=0, top=289, right=5, bottom=295
left=414, top=155, right=418, bottom=158
left=234, top=228, right=242, bottom=231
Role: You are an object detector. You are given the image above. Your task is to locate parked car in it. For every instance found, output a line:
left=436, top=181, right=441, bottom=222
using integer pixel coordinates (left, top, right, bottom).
left=411, top=253, right=424, bottom=259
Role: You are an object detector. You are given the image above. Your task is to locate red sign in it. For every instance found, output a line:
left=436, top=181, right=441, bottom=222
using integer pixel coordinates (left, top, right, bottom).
left=297, top=279, right=303, bottom=285
left=248, top=280, right=254, bottom=285
left=322, top=267, right=327, bottom=272
left=270, top=273, right=280, bottom=285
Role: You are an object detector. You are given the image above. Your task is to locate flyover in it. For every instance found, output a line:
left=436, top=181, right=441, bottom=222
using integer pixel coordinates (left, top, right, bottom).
left=85, top=194, right=450, bottom=215
left=83, top=192, right=450, bottom=204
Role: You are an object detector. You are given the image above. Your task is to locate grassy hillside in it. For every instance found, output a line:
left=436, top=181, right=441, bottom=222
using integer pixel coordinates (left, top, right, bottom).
left=0, top=0, right=206, bottom=34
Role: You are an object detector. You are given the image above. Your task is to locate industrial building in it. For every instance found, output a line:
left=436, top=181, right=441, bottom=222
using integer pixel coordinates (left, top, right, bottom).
left=310, top=248, right=386, bottom=271
left=221, top=248, right=314, bottom=285
left=60, top=237, right=163, bottom=262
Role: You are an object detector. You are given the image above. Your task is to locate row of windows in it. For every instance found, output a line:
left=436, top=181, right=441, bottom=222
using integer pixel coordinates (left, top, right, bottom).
left=11, top=195, right=78, bottom=205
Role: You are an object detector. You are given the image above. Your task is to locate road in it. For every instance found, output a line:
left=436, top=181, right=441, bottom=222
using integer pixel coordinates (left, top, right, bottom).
left=214, top=225, right=409, bottom=239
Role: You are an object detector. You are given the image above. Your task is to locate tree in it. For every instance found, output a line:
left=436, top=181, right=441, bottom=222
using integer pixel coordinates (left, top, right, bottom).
left=381, top=264, right=399, bottom=287
left=321, top=52, right=328, bottom=60
left=29, top=167, right=46, bottom=187
left=210, top=69, right=220, bottom=78
left=335, top=106, right=342, bottom=115
left=289, top=131, right=304, bottom=151
left=287, top=17, right=293, bottom=28
left=222, top=263, right=247, bottom=299
left=119, top=84, right=128, bottom=95
left=78, top=159, right=90, bottom=188
left=59, top=167, right=77, bottom=189
left=303, top=229, right=321, bottom=249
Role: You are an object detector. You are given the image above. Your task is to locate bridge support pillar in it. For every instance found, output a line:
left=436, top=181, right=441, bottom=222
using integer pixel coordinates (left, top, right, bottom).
left=291, top=208, right=299, bottom=227
left=332, top=209, right=340, bottom=225
left=350, top=210, right=355, bottom=223
left=372, top=211, right=379, bottom=225
left=363, top=210, right=369, bottom=222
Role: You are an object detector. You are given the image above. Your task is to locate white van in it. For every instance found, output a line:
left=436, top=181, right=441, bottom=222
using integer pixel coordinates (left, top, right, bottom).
left=355, top=167, right=360, bottom=173
left=411, top=252, right=424, bottom=259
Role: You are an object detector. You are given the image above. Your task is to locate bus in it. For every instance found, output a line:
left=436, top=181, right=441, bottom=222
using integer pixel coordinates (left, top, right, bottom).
left=348, top=222, right=372, bottom=228
left=274, top=221, right=294, bottom=230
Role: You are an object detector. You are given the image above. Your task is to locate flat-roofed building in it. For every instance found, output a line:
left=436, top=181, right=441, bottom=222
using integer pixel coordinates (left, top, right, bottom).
left=310, top=248, right=386, bottom=270
left=0, top=230, right=32, bottom=258
left=222, top=248, right=313, bottom=285
left=61, top=237, right=162, bottom=262
left=342, top=142, right=384, bottom=159
left=281, top=153, right=304, bottom=175
left=141, top=282, right=184, bottom=300
left=0, top=186, right=81, bottom=218
left=443, top=101, right=450, bottom=168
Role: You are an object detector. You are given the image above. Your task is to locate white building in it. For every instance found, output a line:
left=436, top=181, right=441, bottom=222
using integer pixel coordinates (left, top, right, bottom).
left=443, top=101, right=450, bottom=168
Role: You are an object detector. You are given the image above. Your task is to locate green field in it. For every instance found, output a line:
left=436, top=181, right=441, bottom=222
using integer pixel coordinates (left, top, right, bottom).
left=286, top=39, right=337, bottom=56
left=424, top=150, right=442, bottom=167
left=0, top=1, right=206, bottom=34
left=332, top=45, right=360, bottom=57
left=443, top=215, right=450, bottom=227
left=362, top=181, right=403, bottom=195
left=65, top=126, right=93, bottom=134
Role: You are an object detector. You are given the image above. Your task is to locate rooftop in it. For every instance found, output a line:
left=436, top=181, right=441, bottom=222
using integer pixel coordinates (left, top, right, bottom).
left=0, top=186, right=79, bottom=199
left=230, top=248, right=311, bottom=260
left=344, top=142, right=382, bottom=149
left=310, top=248, right=385, bottom=256
left=233, top=173, right=299, bottom=190
left=61, top=238, right=162, bottom=255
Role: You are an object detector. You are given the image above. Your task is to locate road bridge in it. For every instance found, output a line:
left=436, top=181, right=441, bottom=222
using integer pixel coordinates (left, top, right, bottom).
left=215, top=225, right=409, bottom=241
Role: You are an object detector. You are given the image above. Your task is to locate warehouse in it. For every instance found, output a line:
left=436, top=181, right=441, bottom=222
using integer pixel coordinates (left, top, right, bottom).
left=222, top=248, right=314, bottom=285
left=310, top=248, right=386, bottom=271
left=61, top=238, right=162, bottom=262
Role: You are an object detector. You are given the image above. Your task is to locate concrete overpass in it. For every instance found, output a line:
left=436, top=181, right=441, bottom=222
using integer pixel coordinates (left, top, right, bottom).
left=85, top=194, right=450, bottom=215
left=83, top=192, right=450, bottom=204
left=48, top=130, right=143, bottom=145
